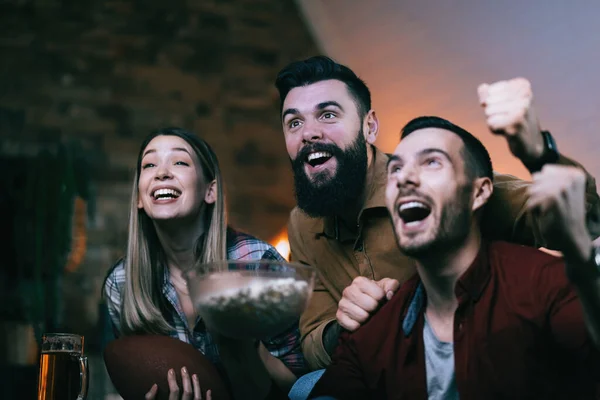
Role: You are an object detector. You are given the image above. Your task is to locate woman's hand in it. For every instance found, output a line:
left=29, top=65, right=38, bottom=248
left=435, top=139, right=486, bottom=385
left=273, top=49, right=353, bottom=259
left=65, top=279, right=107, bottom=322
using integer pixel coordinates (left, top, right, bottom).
left=144, top=367, right=212, bottom=400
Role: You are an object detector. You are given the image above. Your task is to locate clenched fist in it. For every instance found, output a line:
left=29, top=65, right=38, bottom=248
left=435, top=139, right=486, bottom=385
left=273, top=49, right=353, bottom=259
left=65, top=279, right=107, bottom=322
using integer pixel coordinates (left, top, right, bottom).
left=336, top=277, right=400, bottom=332
left=525, top=164, right=592, bottom=264
left=478, top=77, right=545, bottom=163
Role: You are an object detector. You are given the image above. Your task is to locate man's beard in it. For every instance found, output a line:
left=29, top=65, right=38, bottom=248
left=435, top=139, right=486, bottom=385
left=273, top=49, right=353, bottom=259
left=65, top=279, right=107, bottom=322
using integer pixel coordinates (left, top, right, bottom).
left=292, top=131, right=368, bottom=218
left=398, top=183, right=473, bottom=258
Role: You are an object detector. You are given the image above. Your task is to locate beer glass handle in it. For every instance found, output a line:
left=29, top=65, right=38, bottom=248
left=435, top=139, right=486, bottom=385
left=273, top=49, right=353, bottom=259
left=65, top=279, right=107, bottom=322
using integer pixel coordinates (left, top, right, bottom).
left=77, top=356, right=89, bottom=400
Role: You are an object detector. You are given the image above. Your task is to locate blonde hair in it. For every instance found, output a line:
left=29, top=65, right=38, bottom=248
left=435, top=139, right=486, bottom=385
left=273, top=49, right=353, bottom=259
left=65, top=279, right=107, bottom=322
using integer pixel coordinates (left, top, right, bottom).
left=120, top=128, right=227, bottom=335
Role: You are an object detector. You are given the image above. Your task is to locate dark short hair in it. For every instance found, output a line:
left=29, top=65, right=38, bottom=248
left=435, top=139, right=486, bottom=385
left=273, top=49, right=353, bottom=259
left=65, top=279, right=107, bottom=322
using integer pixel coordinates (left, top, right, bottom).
left=400, top=116, right=493, bottom=180
left=275, top=55, right=372, bottom=119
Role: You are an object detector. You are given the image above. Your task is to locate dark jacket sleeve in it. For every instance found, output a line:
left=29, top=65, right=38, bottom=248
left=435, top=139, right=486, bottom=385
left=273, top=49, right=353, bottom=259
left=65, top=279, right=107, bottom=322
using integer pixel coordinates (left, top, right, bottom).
left=308, top=332, right=371, bottom=400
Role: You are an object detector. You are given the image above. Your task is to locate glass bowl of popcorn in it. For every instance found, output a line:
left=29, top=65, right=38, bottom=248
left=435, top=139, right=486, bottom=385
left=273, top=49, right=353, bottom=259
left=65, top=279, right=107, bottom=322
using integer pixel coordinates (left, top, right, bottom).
left=183, top=260, right=315, bottom=339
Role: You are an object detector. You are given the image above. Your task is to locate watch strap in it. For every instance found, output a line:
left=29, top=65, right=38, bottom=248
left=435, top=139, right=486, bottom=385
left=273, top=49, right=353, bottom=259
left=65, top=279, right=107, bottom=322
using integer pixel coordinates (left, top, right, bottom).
left=524, top=130, right=559, bottom=173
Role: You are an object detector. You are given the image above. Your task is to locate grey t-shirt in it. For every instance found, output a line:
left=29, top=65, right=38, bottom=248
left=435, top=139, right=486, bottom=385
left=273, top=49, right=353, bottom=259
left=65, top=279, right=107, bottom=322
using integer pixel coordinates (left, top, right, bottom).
left=424, top=317, right=459, bottom=400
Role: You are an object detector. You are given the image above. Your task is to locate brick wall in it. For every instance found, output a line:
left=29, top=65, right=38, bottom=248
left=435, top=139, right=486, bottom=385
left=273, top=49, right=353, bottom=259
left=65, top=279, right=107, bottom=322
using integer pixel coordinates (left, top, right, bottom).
left=0, top=0, right=317, bottom=350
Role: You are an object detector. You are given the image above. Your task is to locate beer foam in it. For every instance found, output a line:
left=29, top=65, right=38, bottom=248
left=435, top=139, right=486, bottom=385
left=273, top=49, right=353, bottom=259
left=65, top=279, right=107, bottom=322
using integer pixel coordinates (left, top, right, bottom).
left=42, top=334, right=83, bottom=353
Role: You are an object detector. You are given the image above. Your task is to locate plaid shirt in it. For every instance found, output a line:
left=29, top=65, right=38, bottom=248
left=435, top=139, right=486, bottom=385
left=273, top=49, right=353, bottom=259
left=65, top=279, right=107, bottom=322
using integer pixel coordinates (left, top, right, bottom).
left=104, top=228, right=307, bottom=376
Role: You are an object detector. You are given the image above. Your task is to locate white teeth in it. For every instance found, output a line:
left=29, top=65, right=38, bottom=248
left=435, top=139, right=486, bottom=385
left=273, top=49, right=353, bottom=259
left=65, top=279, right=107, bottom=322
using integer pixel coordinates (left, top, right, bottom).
left=405, top=221, right=421, bottom=227
left=399, top=201, right=428, bottom=211
left=153, top=188, right=180, bottom=198
left=307, top=151, right=332, bottom=162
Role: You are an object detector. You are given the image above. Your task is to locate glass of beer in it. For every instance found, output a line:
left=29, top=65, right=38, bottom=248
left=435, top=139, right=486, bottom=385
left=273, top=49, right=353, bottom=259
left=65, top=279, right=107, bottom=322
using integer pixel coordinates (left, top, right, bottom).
left=37, top=333, right=89, bottom=400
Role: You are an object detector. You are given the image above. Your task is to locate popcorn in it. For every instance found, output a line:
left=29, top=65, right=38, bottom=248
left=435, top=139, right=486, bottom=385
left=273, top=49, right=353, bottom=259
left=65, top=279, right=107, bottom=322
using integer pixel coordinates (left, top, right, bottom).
left=194, top=277, right=310, bottom=339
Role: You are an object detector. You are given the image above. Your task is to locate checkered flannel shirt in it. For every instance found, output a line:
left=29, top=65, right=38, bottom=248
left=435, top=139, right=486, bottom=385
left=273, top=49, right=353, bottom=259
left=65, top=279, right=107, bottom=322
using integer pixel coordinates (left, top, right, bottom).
left=104, top=228, right=307, bottom=376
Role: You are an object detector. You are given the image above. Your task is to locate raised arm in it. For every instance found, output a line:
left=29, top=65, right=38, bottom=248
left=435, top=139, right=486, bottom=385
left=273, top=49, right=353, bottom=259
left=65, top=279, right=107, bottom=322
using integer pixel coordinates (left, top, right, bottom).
left=478, top=78, right=600, bottom=248
left=527, top=165, right=600, bottom=352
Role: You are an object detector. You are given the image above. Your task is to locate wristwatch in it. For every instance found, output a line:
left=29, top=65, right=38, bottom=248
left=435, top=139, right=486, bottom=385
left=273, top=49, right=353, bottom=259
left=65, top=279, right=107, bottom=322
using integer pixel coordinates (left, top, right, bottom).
left=524, top=130, right=560, bottom=173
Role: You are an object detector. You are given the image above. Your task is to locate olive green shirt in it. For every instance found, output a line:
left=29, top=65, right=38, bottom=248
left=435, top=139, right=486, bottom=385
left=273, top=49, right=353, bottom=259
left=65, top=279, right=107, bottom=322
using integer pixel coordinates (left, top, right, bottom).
left=289, top=146, right=600, bottom=370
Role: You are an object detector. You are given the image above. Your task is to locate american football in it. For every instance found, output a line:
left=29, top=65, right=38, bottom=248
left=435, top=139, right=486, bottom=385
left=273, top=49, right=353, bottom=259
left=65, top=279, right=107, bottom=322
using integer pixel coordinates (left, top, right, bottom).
left=104, top=335, right=231, bottom=400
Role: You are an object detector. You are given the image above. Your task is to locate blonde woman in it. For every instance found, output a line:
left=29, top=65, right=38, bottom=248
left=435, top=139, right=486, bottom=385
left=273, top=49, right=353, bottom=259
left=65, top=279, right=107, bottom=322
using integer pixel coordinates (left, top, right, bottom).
left=103, top=127, right=305, bottom=399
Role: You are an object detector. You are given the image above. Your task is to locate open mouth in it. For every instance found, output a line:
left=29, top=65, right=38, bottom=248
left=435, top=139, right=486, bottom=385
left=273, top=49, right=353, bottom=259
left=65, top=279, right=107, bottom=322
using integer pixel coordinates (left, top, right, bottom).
left=152, top=188, right=181, bottom=200
left=397, top=201, right=432, bottom=224
left=306, top=151, right=333, bottom=168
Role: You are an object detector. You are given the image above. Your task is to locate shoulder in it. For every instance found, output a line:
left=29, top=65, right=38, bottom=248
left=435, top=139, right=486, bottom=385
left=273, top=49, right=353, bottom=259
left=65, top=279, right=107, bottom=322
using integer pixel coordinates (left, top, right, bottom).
left=103, top=258, right=126, bottom=299
left=489, top=241, right=564, bottom=270
left=488, top=242, right=576, bottom=318
left=488, top=173, right=531, bottom=210
left=289, top=207, right=320, bottom=229
left=105, top=258, right=126, bottom=283
left=288, top=207, right=323, bottom=239
left=487, top=173, right=531, bottom=211
left=226, top=227, right=285, bottom=262
left=488, top=241, right=566, bottom=290
left=491, top=172, right=530, bottom=188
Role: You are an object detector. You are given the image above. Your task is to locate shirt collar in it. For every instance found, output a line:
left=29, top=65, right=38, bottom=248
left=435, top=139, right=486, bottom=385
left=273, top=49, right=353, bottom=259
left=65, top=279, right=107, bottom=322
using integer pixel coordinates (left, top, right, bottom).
left=402, top=241, right=492, bottom=335
left=319, top=146, right=390, bottom=240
